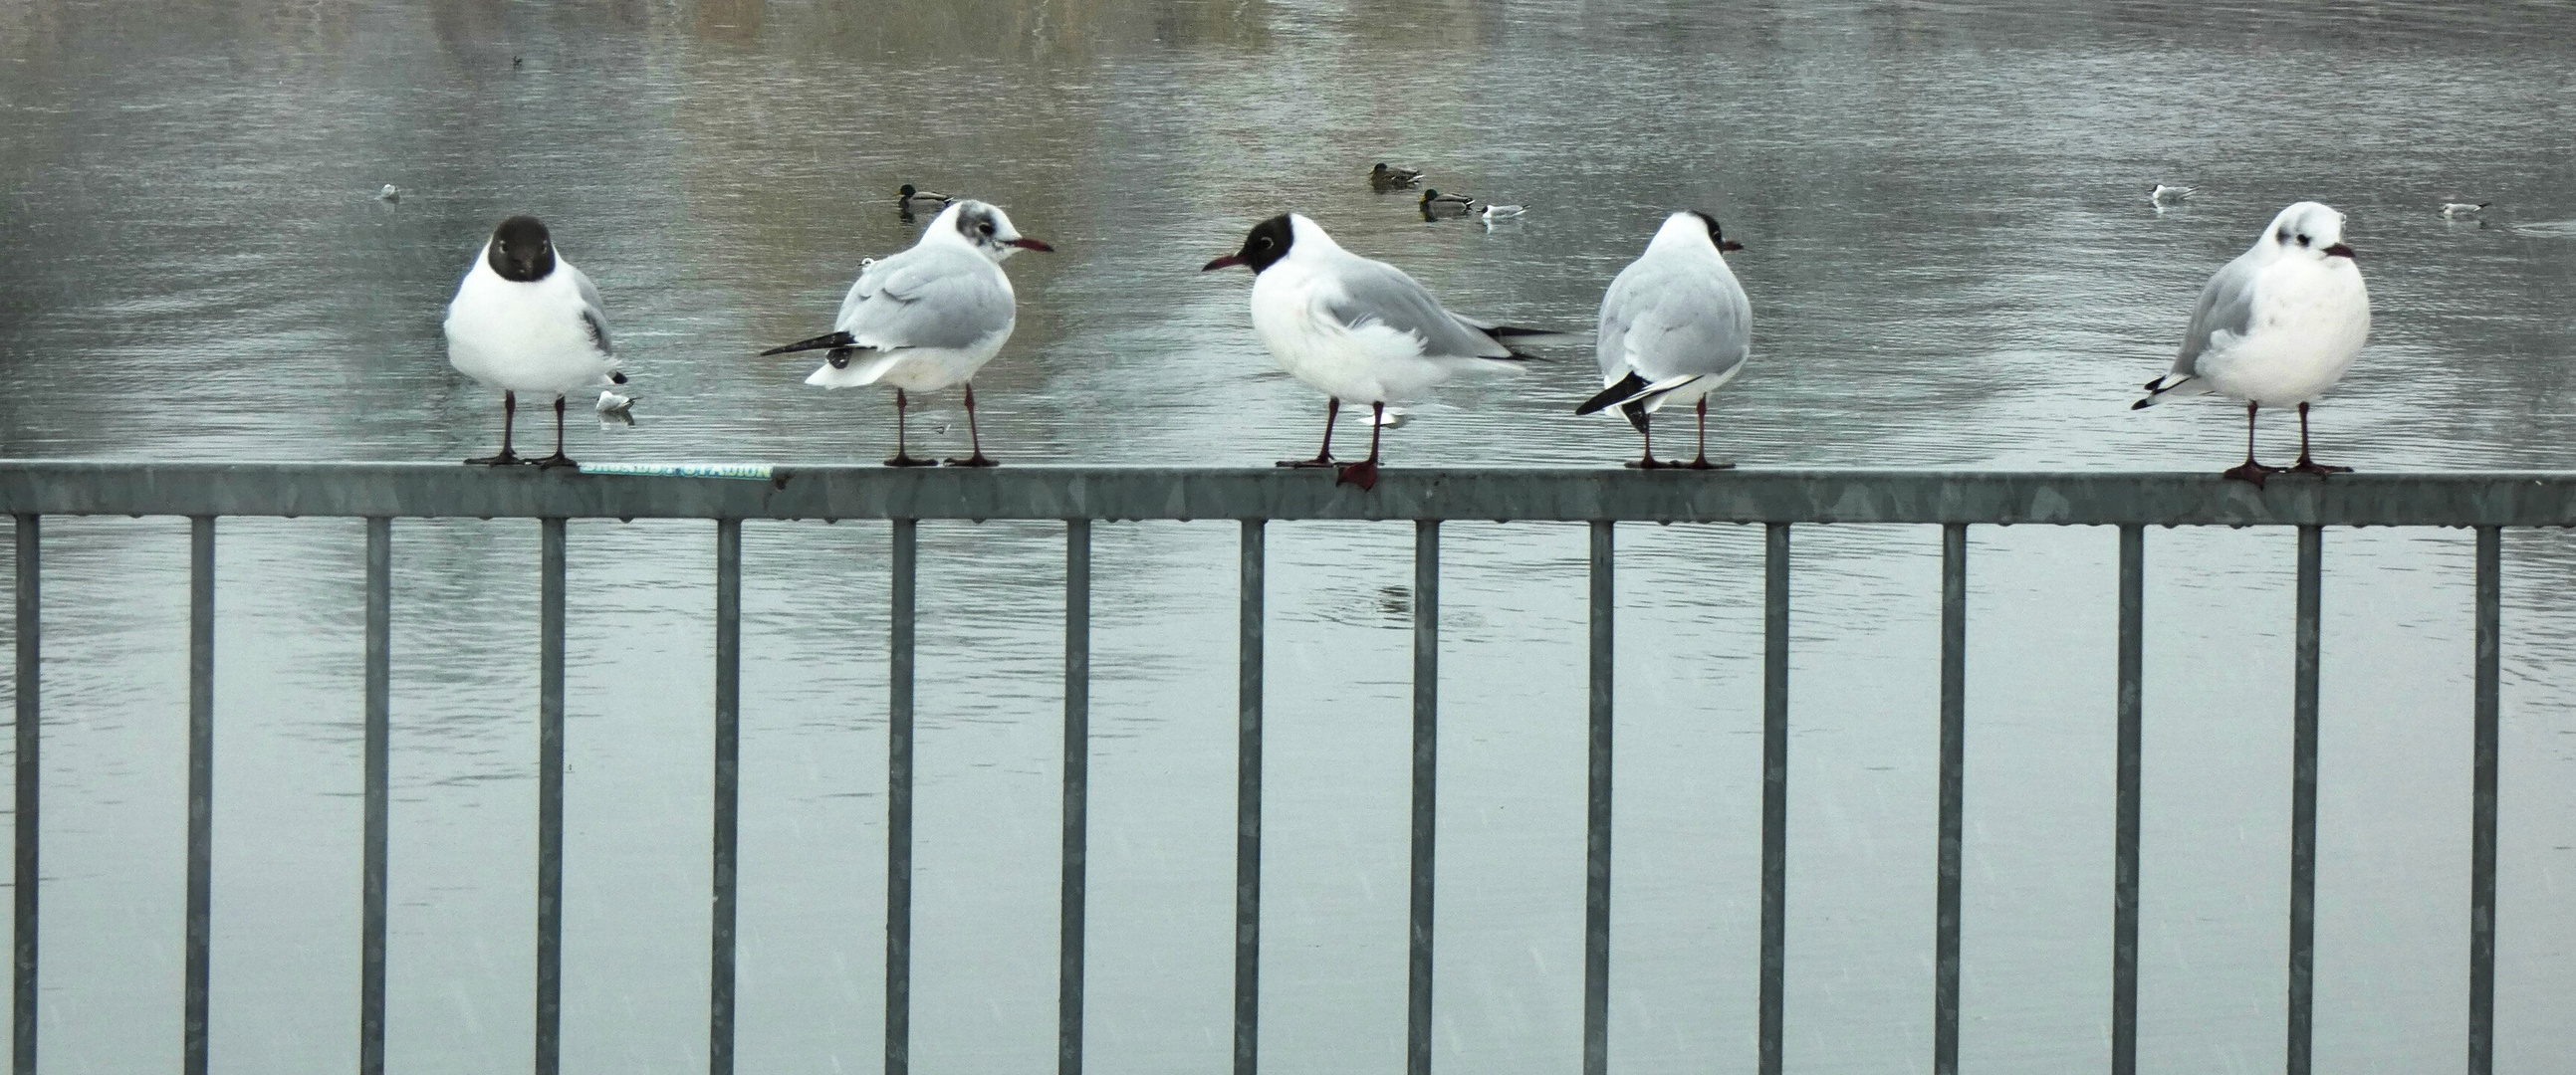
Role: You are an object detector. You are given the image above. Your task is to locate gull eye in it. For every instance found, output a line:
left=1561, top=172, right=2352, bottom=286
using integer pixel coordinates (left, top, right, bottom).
left=979, top=221, right=995, bottom=235
left=1254, top=236, right=1272, bottom=249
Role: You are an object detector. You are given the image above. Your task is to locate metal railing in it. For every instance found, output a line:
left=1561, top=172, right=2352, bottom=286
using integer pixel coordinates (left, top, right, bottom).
left=3, top=462, right=2568, bottom=1075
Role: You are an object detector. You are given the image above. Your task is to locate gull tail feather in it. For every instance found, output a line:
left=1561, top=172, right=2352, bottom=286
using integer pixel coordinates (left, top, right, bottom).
left=2131, top=372, right=2201, bottom=409
left=1577, top=372, right=1653, bottom=416
left=760, top=330, right=855, bottom=356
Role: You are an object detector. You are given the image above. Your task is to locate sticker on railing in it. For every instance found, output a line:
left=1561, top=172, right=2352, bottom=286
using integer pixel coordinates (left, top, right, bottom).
left=576, top=462, right=776, bottom=481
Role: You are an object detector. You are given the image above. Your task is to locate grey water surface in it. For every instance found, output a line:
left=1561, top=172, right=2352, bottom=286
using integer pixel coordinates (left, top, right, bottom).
left=4, top=1, right=2576, bottom=1072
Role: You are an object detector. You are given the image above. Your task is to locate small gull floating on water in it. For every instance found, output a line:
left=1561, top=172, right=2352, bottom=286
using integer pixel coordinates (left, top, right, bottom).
left=2150, top=184, right=2197, bottom=206
left=595, top=390, right=635, bottom=424
left=2442, top=201, right=2490, bottom=218
left=376, top=184, right=401, bottom=202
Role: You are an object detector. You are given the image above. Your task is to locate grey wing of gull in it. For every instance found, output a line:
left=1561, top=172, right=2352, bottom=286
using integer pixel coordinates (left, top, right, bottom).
left=1321, top=255, right=1513, bottom=359
left=1611, top=262, right=1750, bottom=384
left=2174, top=250, right=2260, bottom=375
left=833, top=244, right=1012, bottom=351
left=568, top=263, right=611, bottom=353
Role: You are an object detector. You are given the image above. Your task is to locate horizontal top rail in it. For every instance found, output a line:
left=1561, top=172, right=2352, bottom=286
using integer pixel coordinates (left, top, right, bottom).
left=2, top=462, right=2574, bottom=526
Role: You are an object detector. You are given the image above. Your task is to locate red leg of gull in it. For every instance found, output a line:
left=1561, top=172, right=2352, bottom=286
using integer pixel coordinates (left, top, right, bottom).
left=1336, top=402, right=1384, bottom=490
left=2289, top=402, right=2351, bottom=476
left=945, top=383, right=998, bottom=467
left=885, top=388, right=934, bottom=468
left=1685, top=396, right=1733, bottom=471
left=1280, top=397, right=1340, bottom=468
left=1623, top=412, right=1664, bottom=469
left=2220, top=401, right=2280, bottom=487
left=536, top=395, right=579, bottom=469
left=467, top=390, right=528, bottom=465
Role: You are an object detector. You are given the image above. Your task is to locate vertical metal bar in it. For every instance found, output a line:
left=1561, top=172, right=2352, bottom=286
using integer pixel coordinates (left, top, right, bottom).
left=2468, top=527, right=2499, bottom=1075
left=711, top=519, right=741, bottom=1075
left=1059, top=520, right=1090, bottom=1075
left=1758, top=523, right=1788, bottom=1075
left=1234, top=520, right=1265, bottom=1075
left=185, top=517, right=215, bottom=1075
left=1583, top=521, right=1613, bottom=1075
left=11, top=516, right=34, bottom=1075
left=1936, top=524, right=1966, bottom=1075
left=537, top=518, right=567, bottom=1075
left=2113, top=525, right=2143, bottom=1075
left=1409, top=520, right=1439, bottom=1075
left=886, top=519, right=915, bottom=1075
left=361, top=518, right=390, bottom=1075
left=2287, top=526, right=2321, bottom=1075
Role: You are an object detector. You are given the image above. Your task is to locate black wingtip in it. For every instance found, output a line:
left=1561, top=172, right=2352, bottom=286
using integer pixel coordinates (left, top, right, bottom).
left=610, top=371, right=628, bottom=384
left=1485, top=324, right=1561, bottom=339
left=1576, top=371, right=1651, bottom=416
left=2130, top=398, right=2151, bottom=410
left=759, top=330, right=854, bottom=356
left=1619, top=398, right=1649, bottom=434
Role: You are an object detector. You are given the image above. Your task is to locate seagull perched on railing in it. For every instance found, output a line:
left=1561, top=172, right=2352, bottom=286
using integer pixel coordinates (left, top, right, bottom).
left=2133, top=201, right=2370, bottom=485
left=443, top=216, right=627, bottom=467
left=1203, top=213, right=1556, bottom=490
left=1578, top=212, right=1750, bottom=468
left=759, top=200, right=1053, bottom=466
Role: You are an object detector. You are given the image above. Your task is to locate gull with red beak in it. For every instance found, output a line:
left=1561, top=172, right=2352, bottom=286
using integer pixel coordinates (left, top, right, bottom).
left=1203, top=213, right=1553, bottom=490
left=2134, top=200, right=2370, bottom=485
left=761, top=199, right=1053, bottom=466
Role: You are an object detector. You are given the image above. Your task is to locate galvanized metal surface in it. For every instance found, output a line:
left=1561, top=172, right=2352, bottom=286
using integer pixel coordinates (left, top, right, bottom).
left=712, top=519, right=742, bottom=1075
left=1582, top=522, right=1612, bottom=1075
left=184, top=518, right=213, bottom=1075
left=9, top=463, right=2576, bottom=526
left=2288, top=527, right=2322, bottom=1075
left=0, top=466, right=2549, bottom=1075
left=1059, top=521, right=1090, bottom=1075
left=1408, top=521, right=1439, bottom=1075
left=11, top=516, right=36, bottom=1075
left=2112, top=526, right=2144, bottom=1075
left=2469, top=527, right=2500, bottom=1075
left=1233, top=522, right=1264, bottom=1075
left=1758, top=523, right=1789, bottom=1075
left=536, top=519, right=567, bottom=1075
left=887, top=520, right=916, bottom=1075
left=360, top=518, right=390, bottom=1075
left=1935, top=525, right=1965, bottom=1075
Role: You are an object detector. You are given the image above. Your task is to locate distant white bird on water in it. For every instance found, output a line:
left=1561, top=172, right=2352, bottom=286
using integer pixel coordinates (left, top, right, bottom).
left=1202, top=213, right=1555, bottom=490
left=759, top=200, right=1054, bottom=466
left=2151, top=184, right=2197, bottom=206
left=376, top=184, right=401, bottom=202
left=1577, top=212, right=1751, bottom=468
left=2442, top=201, right=2490, bottom=218
left=595, top=390, right=635, bottom=424
left=1479, top=203, right=1526, bottom=222
left=2133, top=201, right=2370, bottom=485
left=444, top=215, right=627, bottom=467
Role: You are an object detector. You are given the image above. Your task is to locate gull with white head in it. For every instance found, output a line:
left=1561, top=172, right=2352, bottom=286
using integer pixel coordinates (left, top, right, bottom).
left=2133, top=201, right=2370, bottom=485
left=1577, top=212, right=1750, bottom=468
left=760, top=199, right=1054, bottom=466
left=443, top=215, right=627, bottom=467
left=1202, top=213, right=1554, bottom=489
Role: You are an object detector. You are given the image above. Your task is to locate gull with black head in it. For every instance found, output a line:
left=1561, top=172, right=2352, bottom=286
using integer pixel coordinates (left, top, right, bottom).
left=761, top=199, right=1054, bottom=466
left=2134, top=200, right=2370, bottom=485
left=443, top=215, right=626, bottom=467
left=1203, top=213, right=1553, bottom=490
left=1578, top=211, right=1750, bottom=468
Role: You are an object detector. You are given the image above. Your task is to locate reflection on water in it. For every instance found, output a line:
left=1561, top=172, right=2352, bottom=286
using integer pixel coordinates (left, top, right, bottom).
left=4, top=0, right=2576, bottom=1072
